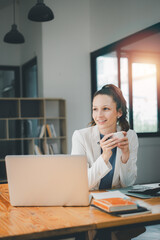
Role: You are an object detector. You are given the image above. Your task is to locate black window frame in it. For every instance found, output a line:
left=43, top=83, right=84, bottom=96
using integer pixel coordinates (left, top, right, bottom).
left=90, top=22, right=160, bottom=137
left=22, top=57, right=38, bottom=98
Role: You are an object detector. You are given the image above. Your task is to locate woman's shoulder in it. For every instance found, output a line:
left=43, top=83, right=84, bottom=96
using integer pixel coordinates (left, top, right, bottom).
left=74, top=125, right=97, bottom=135
left=127, top=129, right=138, bottom=142
left=127, top=128, right=137, bottom=135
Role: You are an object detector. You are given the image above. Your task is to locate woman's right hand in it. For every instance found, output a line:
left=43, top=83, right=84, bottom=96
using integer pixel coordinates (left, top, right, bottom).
left=100, top=133, right=118, bottom=164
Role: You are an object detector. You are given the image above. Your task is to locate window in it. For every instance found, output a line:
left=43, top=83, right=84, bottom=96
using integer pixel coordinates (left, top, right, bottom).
left=0, top=66, right=20, bottom=97
left=0, top=57, right=38, bottom=98
left=132, top=62, right=157, bottom=133
left=90, top=23, right=160, bottom=137
left=22, top=57, right=38, bottom=97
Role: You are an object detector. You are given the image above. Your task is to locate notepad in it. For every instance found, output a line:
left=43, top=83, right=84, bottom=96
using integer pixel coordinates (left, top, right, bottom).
left=90, top=190, right=129, bottom=200
left=110, top=205, right=151, bottom=217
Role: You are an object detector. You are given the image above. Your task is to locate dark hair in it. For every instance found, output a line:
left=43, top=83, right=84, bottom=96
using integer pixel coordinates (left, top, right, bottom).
left=90, top=84, right=129, bottom=131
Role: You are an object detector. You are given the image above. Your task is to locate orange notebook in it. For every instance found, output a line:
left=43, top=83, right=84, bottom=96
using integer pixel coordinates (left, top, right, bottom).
left=92, top=198, right=137, bottom=212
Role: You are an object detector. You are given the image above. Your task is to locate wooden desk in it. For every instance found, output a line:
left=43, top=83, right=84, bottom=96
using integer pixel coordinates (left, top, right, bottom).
left=0, top=184, right=160, bottom=240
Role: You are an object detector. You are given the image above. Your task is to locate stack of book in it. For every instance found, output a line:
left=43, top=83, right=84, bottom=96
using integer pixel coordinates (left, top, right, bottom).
left=91, top=191, right=151, bottom=217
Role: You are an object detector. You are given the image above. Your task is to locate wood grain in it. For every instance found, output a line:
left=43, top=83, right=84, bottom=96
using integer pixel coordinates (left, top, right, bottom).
left=0, top=184, right=160, bottom=240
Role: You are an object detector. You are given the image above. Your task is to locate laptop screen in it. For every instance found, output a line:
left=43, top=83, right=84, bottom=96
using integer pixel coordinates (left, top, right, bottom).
left=5, top=155, right=89, bottom=206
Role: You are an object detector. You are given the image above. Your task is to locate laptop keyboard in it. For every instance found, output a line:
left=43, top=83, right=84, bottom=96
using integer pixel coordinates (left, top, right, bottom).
left=128, top=185, right=160, bottom=195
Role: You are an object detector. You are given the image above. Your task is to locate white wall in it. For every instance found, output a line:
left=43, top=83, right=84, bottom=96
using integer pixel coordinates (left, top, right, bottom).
left=90, top=0, right=160, bottom=51
left=42, top=0, right=91, bottom=152
left=20, top=0, right=43, bottom=96
left=0, top=3, right=20, bottom=65
left=137, top=138, right=160, bottom=184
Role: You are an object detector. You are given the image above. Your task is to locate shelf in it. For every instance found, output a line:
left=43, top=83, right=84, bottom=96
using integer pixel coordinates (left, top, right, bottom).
left=20, top=99, right=44, bottom=118
left=0, top=98, right=67, bottom=183
left=0, top=120, right=6, bottom=138
left=0, top=99, right=19, bottom=118
left=45, top=99, right=66, bottom=118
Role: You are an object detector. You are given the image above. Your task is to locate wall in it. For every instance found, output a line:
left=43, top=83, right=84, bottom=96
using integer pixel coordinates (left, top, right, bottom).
left=137, top=138, right=160, bottom=184
left=0, top=3, right=20, bottom=65
left=90, top=0, right=160, bottom=51
left=20, top=0, right=43, bottom=97
left=42, top=0, right=90, bottom=152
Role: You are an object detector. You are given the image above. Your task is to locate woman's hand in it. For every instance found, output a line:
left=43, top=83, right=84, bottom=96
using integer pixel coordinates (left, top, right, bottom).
left=116, top=131, right=130, bottom=164
left=100, top=133, right=118, bottom=164
left=100, top=131, right=130, bottom=164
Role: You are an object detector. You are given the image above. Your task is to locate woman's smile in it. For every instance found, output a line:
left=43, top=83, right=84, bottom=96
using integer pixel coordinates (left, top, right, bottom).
left=97, top=119, right=107, bottom=125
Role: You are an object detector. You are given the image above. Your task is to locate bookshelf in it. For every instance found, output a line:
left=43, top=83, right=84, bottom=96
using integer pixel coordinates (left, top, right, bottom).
left=0, top=98, right=67, bottom=183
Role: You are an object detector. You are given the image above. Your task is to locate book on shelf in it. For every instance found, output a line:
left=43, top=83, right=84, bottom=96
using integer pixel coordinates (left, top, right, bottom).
left=46, top=124, right=52, bottom=137
left=42, top=141, right=49, bottom=154
left=92, top=197, right=137, bottom=213
left=49, top=145, right=54, bottom=154
left=49, top=143, right=59, bottom=154
left=39, top=124, right=46, bottom=138
left=34, top=144, right=42, bottom=155
left=42, top=141, right=59, bottom=155
left=50, top=124, right=57, bottom=137
left=46, top=124, right=57, bottom=138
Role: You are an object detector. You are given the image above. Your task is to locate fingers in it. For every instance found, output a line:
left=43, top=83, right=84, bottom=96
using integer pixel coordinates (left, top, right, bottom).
left=121, top=131, right=127, bottom=136
left=99, top=132, right=129, bottom=151
left=101, top=133, right=114, bottom=143
left=100, top=136, right=118, bottom=150
left=117, top=137, right=129, bottom=150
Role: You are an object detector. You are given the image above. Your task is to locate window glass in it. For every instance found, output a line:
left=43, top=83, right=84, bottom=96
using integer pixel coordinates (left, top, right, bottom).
left=0, top=70, right=15, bottom=97
left=132, top=63, right=157, bottom=132
left=96, top=52, right=118, bottom=90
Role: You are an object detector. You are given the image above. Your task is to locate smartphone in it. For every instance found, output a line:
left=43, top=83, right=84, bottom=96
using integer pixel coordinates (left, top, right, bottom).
left=112, top=131, right=124, bottom=139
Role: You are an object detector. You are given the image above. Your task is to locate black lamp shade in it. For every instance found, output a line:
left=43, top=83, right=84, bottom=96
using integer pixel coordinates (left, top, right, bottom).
left=28, top=1, right=54, bottom=22
left=4, top=24, right=25, bottom=44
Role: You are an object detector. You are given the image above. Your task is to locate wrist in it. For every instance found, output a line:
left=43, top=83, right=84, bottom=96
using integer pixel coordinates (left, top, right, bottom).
left=121, top=152, right=129, bottom=164
left=102, top=151, right=112, bottom=164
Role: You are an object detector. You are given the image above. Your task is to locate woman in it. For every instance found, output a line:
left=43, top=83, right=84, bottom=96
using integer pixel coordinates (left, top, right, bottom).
left=71, top=84, right=138, bottom=190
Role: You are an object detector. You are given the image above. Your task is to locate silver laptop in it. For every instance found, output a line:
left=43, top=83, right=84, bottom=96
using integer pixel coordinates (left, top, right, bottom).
left=5, top=155, right=89, bottom=207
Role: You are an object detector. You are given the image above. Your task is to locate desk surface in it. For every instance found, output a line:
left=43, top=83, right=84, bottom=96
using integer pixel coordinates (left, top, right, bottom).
left=0, top=184, right=160, bottom=240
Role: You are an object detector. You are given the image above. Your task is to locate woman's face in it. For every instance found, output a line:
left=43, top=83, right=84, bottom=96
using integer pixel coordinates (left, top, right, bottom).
left=92, top=94, right=122, bottom=133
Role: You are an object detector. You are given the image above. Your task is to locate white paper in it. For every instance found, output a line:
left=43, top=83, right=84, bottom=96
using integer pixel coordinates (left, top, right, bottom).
left=90, top=190, right=129, bottom=200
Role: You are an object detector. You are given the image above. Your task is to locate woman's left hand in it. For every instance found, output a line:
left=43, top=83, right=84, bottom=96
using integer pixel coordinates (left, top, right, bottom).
left=116, top=131, right=129, bottom=164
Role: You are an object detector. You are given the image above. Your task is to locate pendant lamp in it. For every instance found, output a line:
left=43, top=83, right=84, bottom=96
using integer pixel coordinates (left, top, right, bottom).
left=28, top=0, right=54, bottom=22
left=3, top=0, right=25, bottom=44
